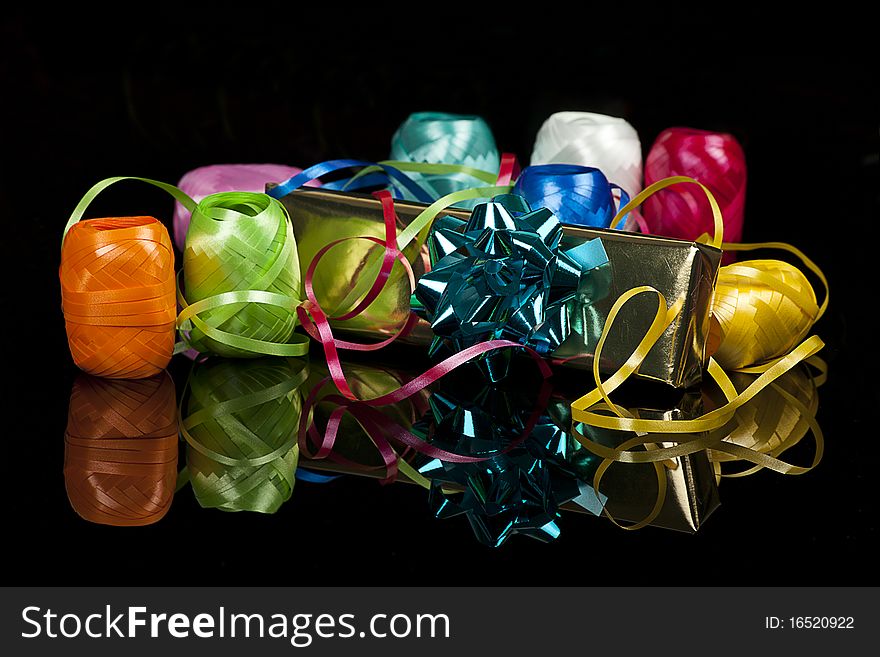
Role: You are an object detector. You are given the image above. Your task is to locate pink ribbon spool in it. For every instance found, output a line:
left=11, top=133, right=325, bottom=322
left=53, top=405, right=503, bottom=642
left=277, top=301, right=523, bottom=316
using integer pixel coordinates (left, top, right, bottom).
left=643, top=128, right=747, bottom=244
left=172, top=163, right=318, bottom=250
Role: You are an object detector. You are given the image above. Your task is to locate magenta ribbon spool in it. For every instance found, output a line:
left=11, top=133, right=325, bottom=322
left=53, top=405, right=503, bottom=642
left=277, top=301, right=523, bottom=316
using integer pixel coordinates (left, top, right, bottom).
left=643, top=127, right=747, bottom=244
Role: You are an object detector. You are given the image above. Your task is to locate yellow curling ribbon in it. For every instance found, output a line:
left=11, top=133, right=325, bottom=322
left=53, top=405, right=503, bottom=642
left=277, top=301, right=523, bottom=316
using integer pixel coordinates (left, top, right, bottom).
left=570, top=176, right=828, bottom=490
left=591, top=432, right=669, bottom=531
left=397, top=459, right=432, bottom=490
left=706, top=353, right=826, bottom=477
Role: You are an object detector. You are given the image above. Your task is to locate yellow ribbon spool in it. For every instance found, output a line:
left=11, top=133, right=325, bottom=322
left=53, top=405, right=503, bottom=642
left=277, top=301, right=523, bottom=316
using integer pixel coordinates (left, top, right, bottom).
left=565, top=177, right=829, bottom=528
left=707, top=359, right=825, bottom=480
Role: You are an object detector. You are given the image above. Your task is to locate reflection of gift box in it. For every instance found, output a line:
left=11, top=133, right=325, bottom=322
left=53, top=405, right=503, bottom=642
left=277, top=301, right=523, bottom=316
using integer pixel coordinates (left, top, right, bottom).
left=298, top=358, right=720, bottom=534
left=553, top=392, right=720, bottom=532
left=275, top=187, right=721, bottom=388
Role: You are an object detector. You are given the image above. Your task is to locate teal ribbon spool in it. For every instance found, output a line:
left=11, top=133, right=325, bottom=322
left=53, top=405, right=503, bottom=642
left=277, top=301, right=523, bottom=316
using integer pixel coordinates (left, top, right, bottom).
left=390, top=112, right=501, bottom=209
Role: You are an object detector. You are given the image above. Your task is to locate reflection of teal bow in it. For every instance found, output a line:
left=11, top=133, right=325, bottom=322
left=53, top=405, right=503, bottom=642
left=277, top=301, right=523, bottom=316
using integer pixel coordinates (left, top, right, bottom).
left=413, top=195, right=609, bottom=377
left=412, top=382, right=606, bottom=548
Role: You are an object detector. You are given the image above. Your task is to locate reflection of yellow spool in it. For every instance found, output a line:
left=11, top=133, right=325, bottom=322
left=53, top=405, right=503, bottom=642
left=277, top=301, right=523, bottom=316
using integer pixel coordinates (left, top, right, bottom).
left=711, top=259, right=819, bottom=370
left=705, top=361, right=824, bottom=479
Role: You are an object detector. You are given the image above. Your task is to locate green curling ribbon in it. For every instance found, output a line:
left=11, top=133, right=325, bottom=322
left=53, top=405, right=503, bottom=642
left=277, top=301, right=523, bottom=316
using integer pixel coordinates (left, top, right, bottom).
left=181, top=357, right=308, bottom=513
left=178, top=191, right=309, bottom=357
left=67, top=177, right=309, bottom=359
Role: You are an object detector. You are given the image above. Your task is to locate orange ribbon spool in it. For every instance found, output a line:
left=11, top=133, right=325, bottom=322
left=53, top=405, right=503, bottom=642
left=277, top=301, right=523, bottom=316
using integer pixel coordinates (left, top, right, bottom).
left=60, top=216, right=177, bottom=379
left=63, top=372, right=179, bottom=526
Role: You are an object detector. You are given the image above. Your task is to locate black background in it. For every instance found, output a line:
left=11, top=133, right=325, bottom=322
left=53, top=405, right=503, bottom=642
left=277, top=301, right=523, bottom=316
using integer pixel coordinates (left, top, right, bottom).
left=2, top=8, right=877, bottom=585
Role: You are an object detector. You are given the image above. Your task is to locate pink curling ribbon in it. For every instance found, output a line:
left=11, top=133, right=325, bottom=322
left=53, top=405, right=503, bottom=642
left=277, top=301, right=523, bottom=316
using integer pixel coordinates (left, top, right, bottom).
left=296, top=188, right=552, bottom=406
left=643, top=128, right=747, bottom=244
left=495, top=153, right=521, bottom=187
left=294, top=160, right=554, bottom=468
left=299, top=375, right=554, bottom=483
left=172, top=163, right=318, bottom=250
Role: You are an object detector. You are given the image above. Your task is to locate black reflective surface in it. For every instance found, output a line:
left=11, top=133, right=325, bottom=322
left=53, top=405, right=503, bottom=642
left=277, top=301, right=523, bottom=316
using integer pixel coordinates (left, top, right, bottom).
left=4, top=12, right=876, bottom=585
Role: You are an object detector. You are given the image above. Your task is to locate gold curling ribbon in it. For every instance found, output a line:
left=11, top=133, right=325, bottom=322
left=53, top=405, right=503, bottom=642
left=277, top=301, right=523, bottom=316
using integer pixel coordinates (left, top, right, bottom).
left=707, top=359, right=825, bottom=481
left=569, top=177, right=828, bottom=517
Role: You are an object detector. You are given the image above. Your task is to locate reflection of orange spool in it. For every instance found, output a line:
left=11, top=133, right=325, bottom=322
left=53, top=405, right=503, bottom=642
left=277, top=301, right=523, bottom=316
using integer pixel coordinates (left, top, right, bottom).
left=64, top=372, right=178, bottom=526
left=60, top=216, right=176, bottom=379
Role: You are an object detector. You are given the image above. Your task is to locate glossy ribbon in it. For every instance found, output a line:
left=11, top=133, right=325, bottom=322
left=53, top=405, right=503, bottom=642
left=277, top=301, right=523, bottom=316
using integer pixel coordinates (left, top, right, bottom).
left=705, top=360, right=825, bottom=480
left=644, top=127, right=747, bottom=244
left=389, top=112, right=501, bottom=209
left=711, top=241, right=828, bottom=371
left=568, top=178, right=827, bottom=483
left=62, top=179, right=183, bottom=378
left=64, top=372, right=178, bottom=526
left=275, top=170, right=556, bottom=466
left=172, top=163, right=312, bottom=251
left=300, top=372, right=433, bottom=488
left=67, top=176, right=312, bottom=360
left=512, top=164, right=632, bottom=229
left=413, top=193, right=610, bottom=380
left=181, top=357, right=308, bottom=513
left=530, top=111, right=643, bottom=199
left=177, top=191, right=309, bottom=358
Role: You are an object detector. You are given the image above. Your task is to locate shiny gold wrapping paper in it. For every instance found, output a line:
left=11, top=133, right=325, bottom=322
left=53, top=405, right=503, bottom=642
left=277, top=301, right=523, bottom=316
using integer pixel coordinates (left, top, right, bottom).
left=275, top=187, right=721, bottom=388
left=297, top=360, right=720, bottom=534
left=554, top=394, right=720, bottom=532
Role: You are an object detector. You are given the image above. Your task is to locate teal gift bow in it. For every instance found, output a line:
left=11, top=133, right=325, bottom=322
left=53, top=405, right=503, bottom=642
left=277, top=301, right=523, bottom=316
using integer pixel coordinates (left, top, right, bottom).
left=413, top=194, right=610, bottom=372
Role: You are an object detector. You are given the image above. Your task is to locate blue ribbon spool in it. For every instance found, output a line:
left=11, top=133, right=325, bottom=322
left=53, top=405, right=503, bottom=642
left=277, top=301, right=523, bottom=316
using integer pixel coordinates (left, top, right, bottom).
left=512, top=164, right=630, bottom=229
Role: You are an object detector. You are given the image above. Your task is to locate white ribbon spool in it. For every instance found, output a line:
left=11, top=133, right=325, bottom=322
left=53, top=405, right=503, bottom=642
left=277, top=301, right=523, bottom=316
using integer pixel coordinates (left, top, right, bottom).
left=530, top=111, right=643, bottom=197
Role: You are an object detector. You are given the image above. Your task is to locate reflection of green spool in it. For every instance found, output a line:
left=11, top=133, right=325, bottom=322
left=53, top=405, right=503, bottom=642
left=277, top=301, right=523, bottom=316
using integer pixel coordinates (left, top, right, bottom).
left=182, top=357, right=308, bottom=513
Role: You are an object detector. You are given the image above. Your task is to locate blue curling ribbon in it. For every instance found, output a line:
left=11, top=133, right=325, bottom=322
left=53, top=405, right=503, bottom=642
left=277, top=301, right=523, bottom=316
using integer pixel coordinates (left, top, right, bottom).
left=512, top=164, right=631, bottom=229
left=295, top=468, right=341, bottom=483
left=268, top=159, right=433, bottom=203
left=413, top=194, right=610, bottom=380
left=412, top=385, right=605, bottom=547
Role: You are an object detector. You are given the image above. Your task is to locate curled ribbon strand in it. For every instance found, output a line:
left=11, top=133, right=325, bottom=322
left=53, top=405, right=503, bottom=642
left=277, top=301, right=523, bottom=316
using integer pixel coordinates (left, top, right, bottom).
left=66, top=176, right=313, bottom=359
left=569, top=178, right=828, bottom=481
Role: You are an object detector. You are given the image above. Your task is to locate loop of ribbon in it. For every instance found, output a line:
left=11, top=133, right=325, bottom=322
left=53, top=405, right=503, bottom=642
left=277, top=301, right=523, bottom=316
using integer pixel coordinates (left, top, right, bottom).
left=271, top=158, right=556, bottom=472
left=66, top=176, right=311, bottom=359
left=568, top=177, right=828, bottom=489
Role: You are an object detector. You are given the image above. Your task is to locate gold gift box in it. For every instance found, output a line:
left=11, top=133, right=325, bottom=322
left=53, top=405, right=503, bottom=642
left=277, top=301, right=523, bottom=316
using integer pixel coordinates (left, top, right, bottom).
left=298, top=360, right=720, bottom=534
left=554, top=391, right=720, bottom=532
left=299, top=354, right=719, bottom=533
left=274, top=186, right=722, bottom=388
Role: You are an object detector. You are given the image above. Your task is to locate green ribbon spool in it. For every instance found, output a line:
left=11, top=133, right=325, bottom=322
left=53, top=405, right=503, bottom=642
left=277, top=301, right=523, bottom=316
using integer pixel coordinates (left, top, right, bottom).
left=66, top=177, right=310, bottom=359
left=179, top=191, right=309, bottom=358
left=182, top=357, right=308, bottom=513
